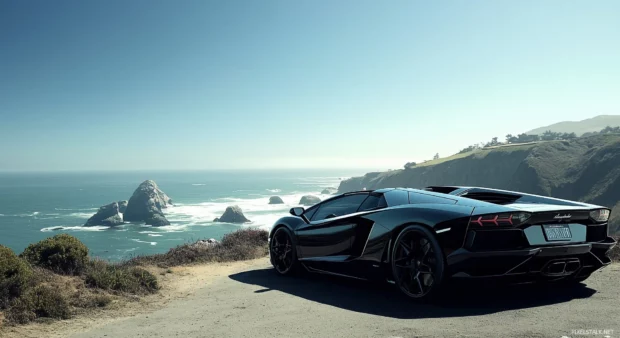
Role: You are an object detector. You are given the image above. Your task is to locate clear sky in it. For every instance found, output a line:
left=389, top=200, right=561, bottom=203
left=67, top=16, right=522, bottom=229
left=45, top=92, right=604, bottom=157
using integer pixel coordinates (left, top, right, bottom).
left=1, top=0, right=619, bottom=171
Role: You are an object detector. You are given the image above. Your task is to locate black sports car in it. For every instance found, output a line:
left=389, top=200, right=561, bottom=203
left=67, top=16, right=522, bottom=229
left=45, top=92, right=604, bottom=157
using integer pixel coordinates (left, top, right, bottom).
left=268, top=186, right=617, bottom=299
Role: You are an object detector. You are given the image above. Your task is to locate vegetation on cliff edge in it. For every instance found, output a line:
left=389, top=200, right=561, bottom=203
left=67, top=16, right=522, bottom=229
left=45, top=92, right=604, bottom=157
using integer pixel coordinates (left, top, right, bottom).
left=0, top=228, right=269, bottom=327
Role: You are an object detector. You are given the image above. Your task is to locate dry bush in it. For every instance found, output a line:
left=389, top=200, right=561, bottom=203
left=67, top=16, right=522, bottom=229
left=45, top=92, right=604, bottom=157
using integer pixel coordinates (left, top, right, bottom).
left=84, top=259, right=159, bottom=295
left=127, top=228, right=269, bottom=267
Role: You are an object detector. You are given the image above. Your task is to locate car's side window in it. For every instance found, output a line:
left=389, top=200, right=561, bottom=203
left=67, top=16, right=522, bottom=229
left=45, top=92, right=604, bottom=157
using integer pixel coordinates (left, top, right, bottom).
left=303, top=205, right=319, bottom=220
left=311, top=193, right=369, bottom=221
left=357, top=193, right=387, bottom=212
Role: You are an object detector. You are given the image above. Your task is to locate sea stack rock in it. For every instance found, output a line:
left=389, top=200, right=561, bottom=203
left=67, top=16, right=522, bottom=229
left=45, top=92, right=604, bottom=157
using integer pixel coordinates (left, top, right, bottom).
left=321, top=188, right=337, bottom=195
left=123, top=180, right=172, bottom=226
left=144, top=213, right=170, bottom=227
left=85, top=201, right=125, bottom=226
left=216, top=205, right=250, bottom=223
left=269, top=196, right=284, bottom=204
left=299, top=195, right=321, bottom=206
left=118, top=200, right=128, bottom=213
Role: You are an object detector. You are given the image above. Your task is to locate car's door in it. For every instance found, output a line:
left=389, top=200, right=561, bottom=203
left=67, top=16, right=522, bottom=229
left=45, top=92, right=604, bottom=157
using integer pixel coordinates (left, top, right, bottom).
left=295, top=193, right=369, bottom=259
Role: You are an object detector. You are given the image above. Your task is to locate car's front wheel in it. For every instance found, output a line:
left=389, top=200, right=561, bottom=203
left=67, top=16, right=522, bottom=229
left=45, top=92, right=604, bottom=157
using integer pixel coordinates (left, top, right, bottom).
left=391, top=225, right=445, bottom=300
left=269, top=227, right=298, bottom=275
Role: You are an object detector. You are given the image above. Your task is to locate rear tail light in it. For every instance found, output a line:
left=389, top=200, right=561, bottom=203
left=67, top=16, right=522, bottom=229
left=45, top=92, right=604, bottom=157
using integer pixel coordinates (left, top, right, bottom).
left=589, top=209, right=610, bottom=223
left=469, top=212, right=531, bottom=228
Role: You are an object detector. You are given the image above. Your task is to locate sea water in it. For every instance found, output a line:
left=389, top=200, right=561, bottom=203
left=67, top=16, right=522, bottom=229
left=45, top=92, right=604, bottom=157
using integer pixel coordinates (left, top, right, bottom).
left=0, top=169, right=365, bottom=261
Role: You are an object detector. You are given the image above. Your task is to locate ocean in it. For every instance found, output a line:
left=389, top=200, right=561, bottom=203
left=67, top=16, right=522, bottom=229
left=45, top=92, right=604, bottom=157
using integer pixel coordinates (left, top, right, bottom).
left=0, top=169, right=366, bottom=261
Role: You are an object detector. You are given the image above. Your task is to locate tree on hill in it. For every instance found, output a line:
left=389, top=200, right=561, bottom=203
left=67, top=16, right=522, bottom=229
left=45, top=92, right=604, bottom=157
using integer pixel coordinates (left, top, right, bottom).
left=433, top=153, right=440, bottom=160
left=404, top=162, right=417, bottom=169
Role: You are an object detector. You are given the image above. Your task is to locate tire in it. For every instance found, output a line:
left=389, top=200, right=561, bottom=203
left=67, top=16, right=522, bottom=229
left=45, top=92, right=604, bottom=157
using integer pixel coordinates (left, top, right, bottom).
left=269, top=227, right=299, bottom=275
left=391, top=225, right=445, bottom=300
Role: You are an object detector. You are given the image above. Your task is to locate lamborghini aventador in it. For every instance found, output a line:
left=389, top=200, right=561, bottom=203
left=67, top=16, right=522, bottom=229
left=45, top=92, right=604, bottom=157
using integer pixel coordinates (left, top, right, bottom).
left=268, top=186, right=617, bottom=299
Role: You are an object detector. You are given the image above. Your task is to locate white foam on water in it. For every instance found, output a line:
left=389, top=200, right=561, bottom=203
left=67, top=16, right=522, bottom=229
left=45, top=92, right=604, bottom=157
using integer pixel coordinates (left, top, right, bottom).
left=67, top=212, right=94, bottom=219
left=266, top=188, right=281, bottom=193
left=55, top=208, right=98, bottom=211
left=41, top=225, right=110, bottom=232
left=162, top=191, right=324, bottom=230
left=147, top=234, right=163, bottom=237
left=131, top=239, right=157, bottom=245
left=191, top=183, right=206, bottom=186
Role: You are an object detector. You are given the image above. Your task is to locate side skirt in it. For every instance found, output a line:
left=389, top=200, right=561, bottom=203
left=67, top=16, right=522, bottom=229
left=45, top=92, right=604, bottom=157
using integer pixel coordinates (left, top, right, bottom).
left=302, top=263, right=370, bottom=281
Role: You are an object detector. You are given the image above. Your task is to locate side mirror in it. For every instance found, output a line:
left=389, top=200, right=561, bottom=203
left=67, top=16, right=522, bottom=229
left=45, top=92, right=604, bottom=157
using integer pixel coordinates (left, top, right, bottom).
left=290, top=207, right=305, bottom=217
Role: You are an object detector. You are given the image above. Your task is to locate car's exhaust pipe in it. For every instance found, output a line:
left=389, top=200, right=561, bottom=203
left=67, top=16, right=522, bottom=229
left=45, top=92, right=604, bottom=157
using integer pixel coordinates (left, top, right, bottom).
left=542, top=258, right=581, bottom=276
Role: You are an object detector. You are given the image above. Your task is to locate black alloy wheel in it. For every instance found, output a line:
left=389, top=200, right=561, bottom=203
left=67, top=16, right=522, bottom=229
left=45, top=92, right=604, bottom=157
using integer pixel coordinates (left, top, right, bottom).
left=391, top=225, right=445, bottom=300
left=270, top=227, right=297, bottom=275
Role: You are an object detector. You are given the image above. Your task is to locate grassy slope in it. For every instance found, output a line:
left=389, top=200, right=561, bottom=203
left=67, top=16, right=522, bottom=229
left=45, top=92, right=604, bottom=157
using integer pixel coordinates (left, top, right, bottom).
left=525, top=115, right=620, bottom=136
left=338, top=134, right=620, bottom=234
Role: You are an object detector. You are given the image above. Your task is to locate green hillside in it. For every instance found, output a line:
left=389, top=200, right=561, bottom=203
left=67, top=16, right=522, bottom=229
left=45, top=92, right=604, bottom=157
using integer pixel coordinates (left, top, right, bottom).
left=338, top=134, right=620, bottom=234
left=526, top=115, right=620, bottom=136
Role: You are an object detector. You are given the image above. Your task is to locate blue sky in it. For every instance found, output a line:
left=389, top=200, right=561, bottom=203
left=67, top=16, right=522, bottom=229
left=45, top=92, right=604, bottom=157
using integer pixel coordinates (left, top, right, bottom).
left=1, top=0, right=619, bottom=171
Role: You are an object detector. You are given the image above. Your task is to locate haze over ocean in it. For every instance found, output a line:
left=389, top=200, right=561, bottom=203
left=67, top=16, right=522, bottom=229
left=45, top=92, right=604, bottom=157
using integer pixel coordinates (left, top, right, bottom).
left=0, top=169, right=364, bottom=261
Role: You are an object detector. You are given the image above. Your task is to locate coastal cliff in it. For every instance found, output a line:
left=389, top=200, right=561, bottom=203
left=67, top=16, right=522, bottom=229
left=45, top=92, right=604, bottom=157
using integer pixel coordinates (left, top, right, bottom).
left=339, top=134, right=620, bottom=234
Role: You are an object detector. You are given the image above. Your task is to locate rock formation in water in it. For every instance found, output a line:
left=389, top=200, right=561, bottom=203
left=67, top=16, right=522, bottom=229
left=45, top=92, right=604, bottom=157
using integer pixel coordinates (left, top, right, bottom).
left=144, top=213, right=170, bottom=227
left=216, top=205, right=250, bottom=223
left=299, top=195, right=321, bottom=206
left=321, top=188, right=337, bottom=195
left=123, top=180, right=173, bottom=226
left=269, top=196, right=284, bottom=204
left=118, top=200, right=128, bottom=213
left=85, top=201, right=126, bottom=226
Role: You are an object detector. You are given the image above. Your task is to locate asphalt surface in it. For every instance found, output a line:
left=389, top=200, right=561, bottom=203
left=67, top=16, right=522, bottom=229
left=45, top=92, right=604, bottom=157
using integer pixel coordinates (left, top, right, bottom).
left=72, top=259, right=620, bottom=338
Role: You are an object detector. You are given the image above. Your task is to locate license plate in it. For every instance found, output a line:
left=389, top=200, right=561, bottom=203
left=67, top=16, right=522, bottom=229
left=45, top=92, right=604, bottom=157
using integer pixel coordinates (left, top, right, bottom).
left=543, top=224, right=572, bottom=241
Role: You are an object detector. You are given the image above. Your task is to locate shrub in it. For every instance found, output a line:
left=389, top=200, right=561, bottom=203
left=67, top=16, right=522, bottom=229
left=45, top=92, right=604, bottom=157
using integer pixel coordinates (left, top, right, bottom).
left=85, top=260, right=158, bottom=294
left=4, top=296, right=36, bottom=324
left=0, top=245, right=33, bottom=309
left=28, top=285, right=71, bottom=319
left=20, top=234, right=89, bottom=275
left=69, top=289, right=113, bottom=309
left=126, top=228, right=269, bottom=267
left=220, top=228, right=269, bottom=248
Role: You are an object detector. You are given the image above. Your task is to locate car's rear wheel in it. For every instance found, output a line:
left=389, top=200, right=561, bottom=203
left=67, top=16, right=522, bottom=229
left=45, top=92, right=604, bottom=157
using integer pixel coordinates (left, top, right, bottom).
left=391, top=225, right=445, bottom=300
left=270, top=227, right=298, bottom=275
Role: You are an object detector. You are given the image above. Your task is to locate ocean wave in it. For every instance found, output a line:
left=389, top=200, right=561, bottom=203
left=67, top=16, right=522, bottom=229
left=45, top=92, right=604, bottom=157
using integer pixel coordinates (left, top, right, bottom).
left=55, top=208, right=98, bottom=211
left=163, top=191, right=321, bottom=229
left=191, top=183, right=206, bottom=186
left=147, top=234, right=163, bottom=237
left=10, top=211, right=42, bottom=217
left=67, top=212, right=94, bottom=219
left=41, top=225, right=110, bottom=232
left=131, top=239, right=157, bottom=245
left=266, top=188, right=281, bottom=193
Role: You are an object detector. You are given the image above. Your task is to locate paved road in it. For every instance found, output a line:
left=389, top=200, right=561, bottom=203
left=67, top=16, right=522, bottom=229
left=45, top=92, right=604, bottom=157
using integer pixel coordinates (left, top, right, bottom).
left=72, top=259, right=620, bottom=338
